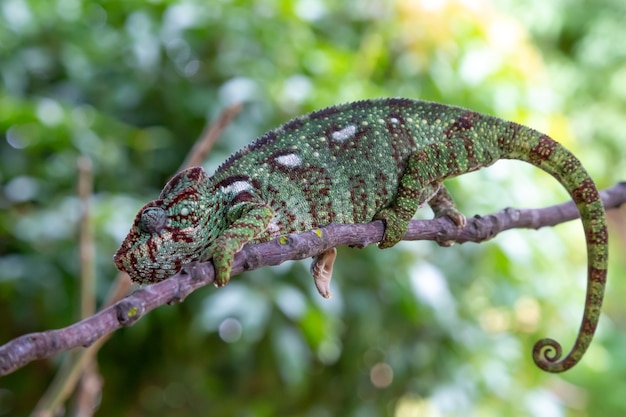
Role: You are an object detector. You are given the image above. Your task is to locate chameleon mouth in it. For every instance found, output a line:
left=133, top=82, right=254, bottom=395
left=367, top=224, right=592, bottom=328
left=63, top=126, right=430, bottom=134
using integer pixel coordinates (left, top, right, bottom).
left=112, top=249, right=129, bottom=273
left=113, top=251, right=179, bottom=284
left=112, top=246, right=137, bottom=279
left=112, top=235, right=156, bottom=282
left=113, top=235, right=188, bottom=284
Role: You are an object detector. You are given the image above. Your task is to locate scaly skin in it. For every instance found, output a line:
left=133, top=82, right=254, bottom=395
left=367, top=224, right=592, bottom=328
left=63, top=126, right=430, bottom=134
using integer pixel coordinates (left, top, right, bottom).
left=114, top=98, right=608, bottom=373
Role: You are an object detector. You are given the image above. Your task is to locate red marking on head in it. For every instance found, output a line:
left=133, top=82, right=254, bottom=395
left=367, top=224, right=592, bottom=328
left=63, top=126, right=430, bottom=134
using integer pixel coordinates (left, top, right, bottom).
left=165, top=188, right=200, bottom=210
left=160, top=167, right=207, bottom=199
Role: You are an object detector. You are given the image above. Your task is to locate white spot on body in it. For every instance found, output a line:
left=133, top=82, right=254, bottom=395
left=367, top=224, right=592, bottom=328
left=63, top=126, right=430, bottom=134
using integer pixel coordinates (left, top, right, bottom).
left=390, top=117, right=399, bottom=124
left=180, top=207, right=190, bottom=216
left=221, top=180, right=252, bottom=194
left=266, top=216, right=281, bottom=235
left=275, top=153, right=302, bottom=167
left=331, top=125, right=357, bottom=142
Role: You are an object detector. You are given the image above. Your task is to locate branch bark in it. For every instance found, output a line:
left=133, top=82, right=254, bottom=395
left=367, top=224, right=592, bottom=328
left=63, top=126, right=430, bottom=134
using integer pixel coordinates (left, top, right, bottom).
left=1, top=182, right=624, bottom=377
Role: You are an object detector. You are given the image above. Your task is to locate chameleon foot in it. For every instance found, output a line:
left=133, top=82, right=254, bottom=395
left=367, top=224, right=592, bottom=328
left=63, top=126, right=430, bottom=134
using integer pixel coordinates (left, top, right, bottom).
left=435, top=206, right=467, bottom=228
left=428, top=186, right=466, bottom=247
left=433, top=206, right=466, bottom=247
left=428, top=185, right=467, bottom=228
left=374, top=207, right=408, bottom=249
left=310, top=248, right=337, bottom=298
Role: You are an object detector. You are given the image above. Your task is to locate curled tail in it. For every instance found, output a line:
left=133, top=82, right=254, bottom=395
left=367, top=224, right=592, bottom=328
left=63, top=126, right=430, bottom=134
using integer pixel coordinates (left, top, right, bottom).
left=385, top=100, right=608, bottom=372
left=428, top=106, right=608, bottom=372
left=495, top=123, right=608, bottom=373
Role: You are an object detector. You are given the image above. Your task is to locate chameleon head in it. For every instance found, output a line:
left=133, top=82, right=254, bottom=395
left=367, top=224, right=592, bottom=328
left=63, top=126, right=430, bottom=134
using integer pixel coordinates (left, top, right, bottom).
left=114, top=167, right=221, bottom=284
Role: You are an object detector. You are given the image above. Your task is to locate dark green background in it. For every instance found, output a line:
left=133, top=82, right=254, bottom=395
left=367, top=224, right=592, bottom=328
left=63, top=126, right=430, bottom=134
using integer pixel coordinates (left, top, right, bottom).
left=1, top=0, right=625, bottom=415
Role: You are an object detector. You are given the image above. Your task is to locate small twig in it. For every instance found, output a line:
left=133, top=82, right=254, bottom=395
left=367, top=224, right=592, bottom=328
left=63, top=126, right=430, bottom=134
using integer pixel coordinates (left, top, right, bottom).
left=31, top=156, right=99, bottom=417
left=77, top=156, right=96, bottom=319
left=1, top=182, right=624, bottom=377
left=179, top=103, right=243, bottom=170
left=70, top=361, right=102, bottom=417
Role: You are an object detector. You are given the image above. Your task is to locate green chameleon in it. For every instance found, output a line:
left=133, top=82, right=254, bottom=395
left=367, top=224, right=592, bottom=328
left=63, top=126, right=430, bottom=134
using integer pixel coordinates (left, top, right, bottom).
left=114, top=98, right=608, bottom=373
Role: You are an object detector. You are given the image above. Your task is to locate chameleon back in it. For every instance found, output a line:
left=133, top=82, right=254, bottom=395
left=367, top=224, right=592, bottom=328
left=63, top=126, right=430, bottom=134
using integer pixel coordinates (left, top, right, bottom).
left=209, top=98, right=497, bottom=240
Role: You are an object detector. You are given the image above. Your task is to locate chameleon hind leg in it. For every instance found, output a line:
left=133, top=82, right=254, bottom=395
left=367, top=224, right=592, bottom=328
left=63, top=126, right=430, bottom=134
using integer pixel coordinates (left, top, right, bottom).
left=310, top=247, right=337, bottom=298
left=375, top=146, right=466, bottom=249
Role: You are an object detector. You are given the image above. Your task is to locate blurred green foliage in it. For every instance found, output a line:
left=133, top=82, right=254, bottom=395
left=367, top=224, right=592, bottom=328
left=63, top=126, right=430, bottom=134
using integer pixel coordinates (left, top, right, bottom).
left=0, top=0, right=625, bottom=416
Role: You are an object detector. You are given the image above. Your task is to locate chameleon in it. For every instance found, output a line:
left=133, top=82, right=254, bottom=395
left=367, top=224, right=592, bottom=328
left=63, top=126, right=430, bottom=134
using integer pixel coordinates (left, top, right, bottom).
left=114, top=98, right=608, bottom=373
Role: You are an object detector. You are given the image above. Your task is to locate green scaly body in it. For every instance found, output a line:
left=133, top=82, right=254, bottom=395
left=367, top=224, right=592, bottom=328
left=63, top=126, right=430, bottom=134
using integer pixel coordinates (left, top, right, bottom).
left=114, top=98, right=608, bottom=373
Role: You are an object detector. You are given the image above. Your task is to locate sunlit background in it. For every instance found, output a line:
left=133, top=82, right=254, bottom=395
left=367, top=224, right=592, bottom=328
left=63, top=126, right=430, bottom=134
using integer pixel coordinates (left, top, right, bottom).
left=1, top=0, right=625, bottom=415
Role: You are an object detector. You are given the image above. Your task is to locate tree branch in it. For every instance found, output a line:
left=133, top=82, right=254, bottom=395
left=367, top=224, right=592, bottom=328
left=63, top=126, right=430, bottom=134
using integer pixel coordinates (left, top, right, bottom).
left=1, top=182, right=624, bottom=377
left=178, top=103, right=243, bottom=170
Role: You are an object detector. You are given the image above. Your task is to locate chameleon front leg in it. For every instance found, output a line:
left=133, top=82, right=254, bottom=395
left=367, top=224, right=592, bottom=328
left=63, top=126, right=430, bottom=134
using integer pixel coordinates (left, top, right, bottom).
left=211, top=204, right=275, bottom=287
left=310, top=247, right=337, bottom=299
left=376, top=146, right=466, bottom=249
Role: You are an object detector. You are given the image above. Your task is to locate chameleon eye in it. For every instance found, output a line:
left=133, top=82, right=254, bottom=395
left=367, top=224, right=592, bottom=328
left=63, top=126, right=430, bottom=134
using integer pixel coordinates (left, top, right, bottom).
left=180, top=206, right=190, bottom=216
left=139, top=206, right=168, bottom=233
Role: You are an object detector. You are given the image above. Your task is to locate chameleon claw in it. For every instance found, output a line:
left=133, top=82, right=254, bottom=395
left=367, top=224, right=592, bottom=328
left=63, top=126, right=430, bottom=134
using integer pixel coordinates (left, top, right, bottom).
left=434, top=207, right=467, bottom=228
left=311, top=248, right=337, bottom=298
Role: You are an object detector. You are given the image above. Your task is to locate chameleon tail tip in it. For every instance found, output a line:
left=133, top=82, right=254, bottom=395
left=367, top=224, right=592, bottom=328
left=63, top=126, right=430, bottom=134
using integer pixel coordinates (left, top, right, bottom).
left=532, top=337, right=575, bottom=373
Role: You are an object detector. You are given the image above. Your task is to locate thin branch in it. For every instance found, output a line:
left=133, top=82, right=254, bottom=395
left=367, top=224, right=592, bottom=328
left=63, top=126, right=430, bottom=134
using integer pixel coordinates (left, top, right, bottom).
left=70, top=361, right=102, bottom=417
left=78, top=156, right=96, bottom=319
left=178, top=103, right=243, bottom=170
left=1, top=182, right=624, bottom=377
left=31, top=156, right=99, bottom=417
